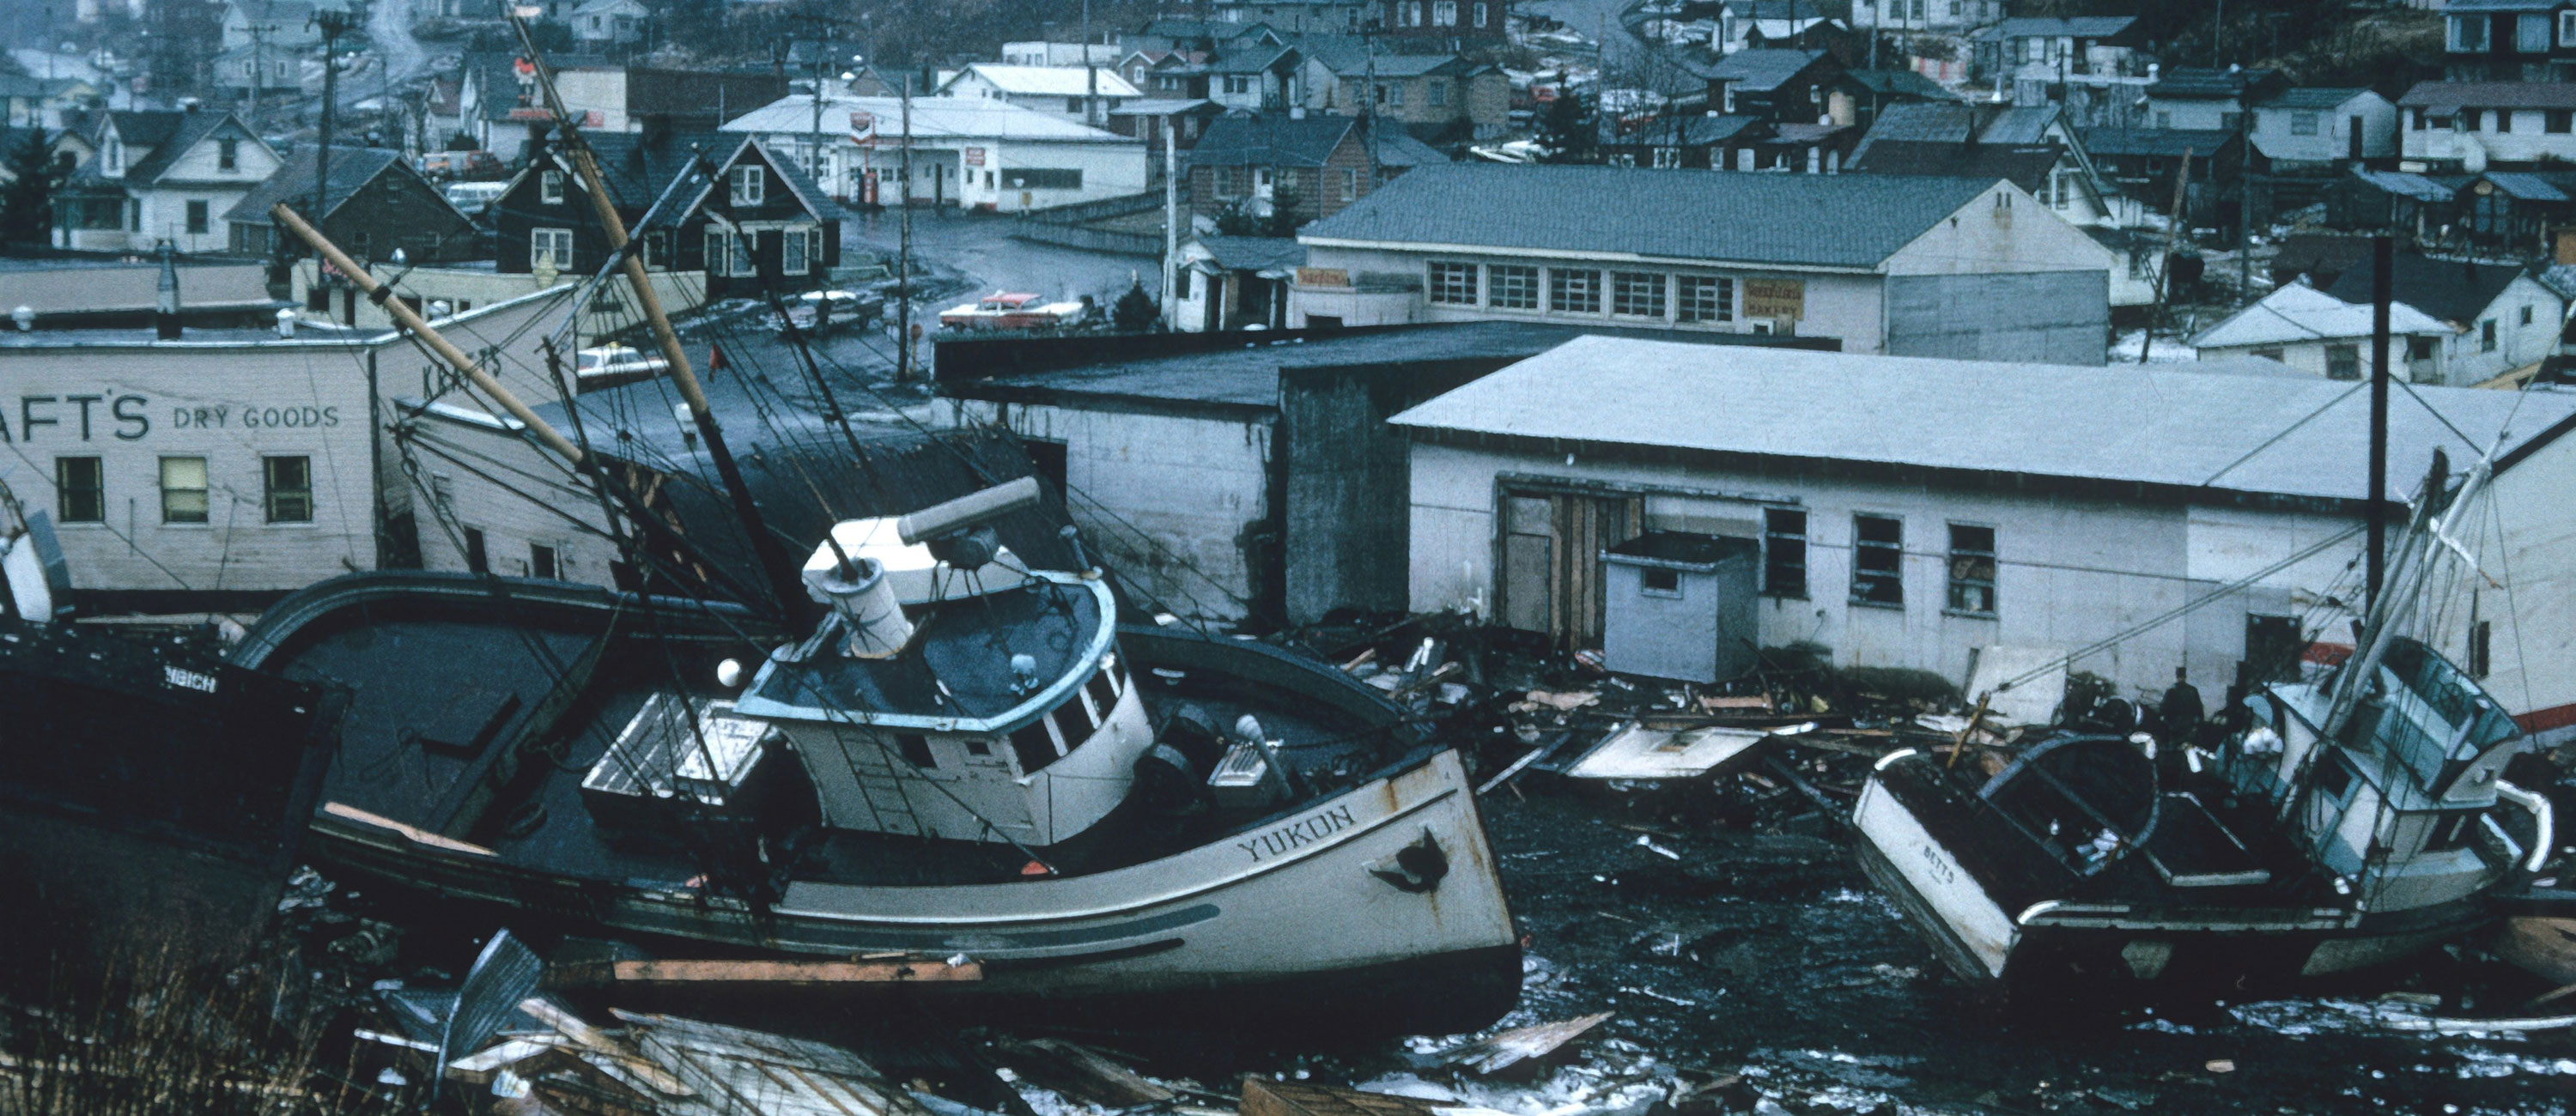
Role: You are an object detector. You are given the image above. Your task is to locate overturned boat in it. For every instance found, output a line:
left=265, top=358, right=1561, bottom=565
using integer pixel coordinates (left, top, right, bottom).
left=233, top=480, right=1519, bottom=1034
left=1855, top=453, right=2554, bottom=996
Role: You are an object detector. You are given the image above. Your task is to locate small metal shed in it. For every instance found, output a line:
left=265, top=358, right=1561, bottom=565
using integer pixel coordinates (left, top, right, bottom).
left=1601, top=531, right=1759, bottom=683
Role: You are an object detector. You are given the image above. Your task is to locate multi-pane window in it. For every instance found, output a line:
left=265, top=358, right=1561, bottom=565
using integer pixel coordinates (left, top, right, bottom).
left=56, top=457, right=103, bottom=524
left=1611, top=271, right=1667, bottom=318
left=263, top=456, right=313, bottom=523
left=1489, top=264, right=1539, bottom=309
left=1763, top=507, right=1806, bottom=598
left=217, top=136, right=239, bottom=170
left=2521, top=13, right=2552, bottom=52
left=160, top=457, right=209, bottom=525
left=1676, top=276, right=1732, bottom=323
left=1549, top=268, right=1601, bottom=313
left=185, top=200, right=209, bottom=234
left=2290, top=112, right=2318, bottom=136
left=703, top=227, right=729, bottom=276
left=1651, top=147, right=1680, bottom=169
left=2326, top=343, right=2361, bottom=380
left=1427, top=261, right=1479, bottom=304
left=531, top=227, right=572, bottom=270
left=1946, top=524, right=1996, bottom=616
left=540, top=169, right=564, bottom=204
left=1851, top=513, right=1903, bottom=607
left=783, top=225, right=810, bottom=274
left=729, top=165, right=765, bottom=205
left=1338, top=167, right=1358, bottom=201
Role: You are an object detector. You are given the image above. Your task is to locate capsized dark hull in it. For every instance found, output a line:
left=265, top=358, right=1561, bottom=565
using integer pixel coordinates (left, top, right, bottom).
left=0, top=617, right=342, bottom=976
left=234, top=573, right=1521, bottom=1034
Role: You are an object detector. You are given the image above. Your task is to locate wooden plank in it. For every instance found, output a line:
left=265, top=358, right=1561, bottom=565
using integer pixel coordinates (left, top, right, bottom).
left=545, top=957, right=984, bottom=991
left=321, top=801, right=498, bottom=857
left=1242, top=1077, right=1443, bottom=1116
left=988, top=1037, right=1172, bottom=1107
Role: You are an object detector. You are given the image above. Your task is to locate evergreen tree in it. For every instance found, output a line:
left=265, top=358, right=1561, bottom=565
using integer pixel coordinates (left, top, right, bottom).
left=1537, top=90, right=1599, bottom=164
left=0, top=131, right=61, bottom=251
left=1111, top=280, right=1158, bottom=332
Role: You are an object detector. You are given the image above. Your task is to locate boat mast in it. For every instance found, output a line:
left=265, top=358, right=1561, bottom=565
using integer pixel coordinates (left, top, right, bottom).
left=2367, top=234, right=2391, bottom=612
left=510, top=15, right=807, bottom=622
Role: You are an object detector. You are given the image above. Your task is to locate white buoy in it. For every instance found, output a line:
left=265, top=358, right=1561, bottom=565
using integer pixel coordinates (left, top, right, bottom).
left=715, top=658, right=744, bottom=688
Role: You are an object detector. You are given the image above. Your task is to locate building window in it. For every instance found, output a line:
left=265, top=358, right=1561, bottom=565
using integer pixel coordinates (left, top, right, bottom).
left=2464, top=109, right=2483, bottom=132
left=56, top=457, right=103, bottom=524
left=1611, top=271, right=1667, bottom=318
left=1652, top=146, right=1680, bottom=169
left=1851, top=513, right=1903, bottom=607
left=2521, top=13, right=2552, bottom=52
left=1946, top=524, right=1996, bottom=616
left=1339, top=167, right=1358, bottom=201
left=1549, top=268, right=1601, bottom=313
left=263, top=455, right=313, bottom=523
left=185, top=199, right=209, bottom=234
left=159, top=457, right=209, bottom=525
left=1426, top=261, right=1479, bottom=304
left=1639, top=566, right=1681, bottom=597
left=2499, top=110, right=2516, bottom=134
left=1473, top=1, right=1487, bottom=25
left=2326, top=343, right=2361, bottom=380
left=2482, top=318, right=2499, bottom=351
left=2452, top=15, right=2490, bottom=52
left=783, top=224, right=810, bottom=274
left=1224, top=75, right=1251, bottom=94
left=1428, top=80, right=1448, bottom=108
left=218, top=136, right=239, bottom=170
left=1489, top=264, right=1539, bottom=309
left=1389, top=83, right=1406, bottom=108
left=729, top=165, right=765, bottom=205
left=531, top=227, right=572, bottom=270
left=2251, top=347, right=2285, bottom=362
left=1675, top=276, right=1732, bottom=323
left=540, top=169, right=564, bottom=204
left=809, top=227, right=826, bottom=273
left=2524, top=305, right=2537, bottom=325
left=703, top=227, right=729, bottom=275
left=461, top=527, right=489, bottom=573
left=1763, top=507, right=1806, bottom=597
left=1068, top=96, right=1085, bottom=112
left=2564, top=10, right=2576, bottom=46
left=2155, top=110, right=2171, bottom=129
left=1433, top=0, right=1456, bottom=25
left=2291, top=112, right=2319, bottom=136
left=2553, top=110, right=2574, bottom=133
left=530, top=543, right=558, bottom=579
left=727, top=230, right=758, bottom=276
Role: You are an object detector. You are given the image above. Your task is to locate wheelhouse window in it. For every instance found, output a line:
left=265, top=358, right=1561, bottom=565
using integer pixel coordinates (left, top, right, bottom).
left=1426, top=261, right=1479, bottom=305
left=262, top=455, right=313, bottom=523
left=159, top=457, right=209, bottom=525
left=1548, top=268, right=1601, bottom=314
left=1851, top=513, right=1903, bottom=607
left=56, top=457, right=103, bottom=523
left=1488, top=264, right=1539, bottom=309
left=1763, top=507, right=1807, bottom=597
left=1946, top=524, right=1996, bottom=616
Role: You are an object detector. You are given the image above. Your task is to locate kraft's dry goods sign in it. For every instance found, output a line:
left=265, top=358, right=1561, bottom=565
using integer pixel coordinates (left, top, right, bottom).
left=0, top=395, right=341, bottom=441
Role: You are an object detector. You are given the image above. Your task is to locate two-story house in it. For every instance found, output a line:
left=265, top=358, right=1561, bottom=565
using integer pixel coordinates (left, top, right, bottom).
left=1373, top=0, right=1507, bottom=43
left=213, top=44, right=301, bottom=98
left=568, top=0, right=649, bottom=49
left=1188, top=111, right=1444, bottom=227
left=55, top=107, right=279, bottom=252
left=2440, top=0, right=2576, bottom=82
left=494, top=131, right=841, bottom=300
left=1851, top=0, right=2004, bottom=36
left=1971, top=15, right=2151, bottom=123
left=939, top=64, right=1144, bottom=124
left=2142, top=67, right=2287, bottom=132
left=2249, top=87, right=2398, bottom=172
left=1206, top=45, right=1304, bottom=112
left=1701, top=49, right=1843, bottom=123
left=2398, top=82, right=2576, bottom=171
left=1299, top=40, right=1505, bottom=139
left=1210, top=0, right=1370, bottom=33
left=222, top=147, right=480, bottom=264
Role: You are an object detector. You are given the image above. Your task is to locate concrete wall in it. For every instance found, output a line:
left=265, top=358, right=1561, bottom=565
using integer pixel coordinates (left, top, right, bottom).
left=0, top=337, right=382, bottom=602
left=1404, top=437, right=2366, bottom=700
left=1884, top=270, right=2111, bottom=365
left=948, top=397, right=1272, bottom=622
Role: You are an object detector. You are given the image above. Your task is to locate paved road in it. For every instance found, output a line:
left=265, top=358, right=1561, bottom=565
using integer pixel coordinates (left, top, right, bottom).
left=845, top=207, right=1163, bottom=345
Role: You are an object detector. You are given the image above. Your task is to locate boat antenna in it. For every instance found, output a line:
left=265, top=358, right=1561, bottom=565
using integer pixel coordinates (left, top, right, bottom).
left=510, top=13, right=809, bottom=624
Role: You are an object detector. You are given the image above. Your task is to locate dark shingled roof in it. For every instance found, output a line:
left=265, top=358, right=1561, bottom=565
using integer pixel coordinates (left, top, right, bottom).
left=99, top=108, right=185, bottom=149
left=1195, top=234, right=1309, bottom=273
left=1602, top=112, right=1762, bottom=147
left=2399, top=81, right=2576, bottom=110
left=118, top=111, right=241, bottom=184
left=2080, top=126, right=2235, bottom=157
left=1838, top=69, right=1953, bottom=100
left=1850, top=140, right=2061, bottom=193
left=220, top=146, right=413, bottom=224
left=2257, top=87, right=2371, bottom=111
left=1703, top=49, right=1831, bottom=93
left=2148, top=67, right=2282, bottom=100
left=1298, top=163, right=2001, bottom=269
left=1190, top=112, right=1446, bottom=169
left=2324, top=253, right=2530, bottom=328
left=1978, top=16, right=2138, bottom=40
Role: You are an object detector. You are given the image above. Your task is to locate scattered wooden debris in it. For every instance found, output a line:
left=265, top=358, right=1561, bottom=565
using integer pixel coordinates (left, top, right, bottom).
left=987, top=1035, right=1175, bottom=1107
left=1566, top=722, right=1773, bottom=781
left=544, top=955, right=983, bottom=992
left=1242, top=1077, right=1444, bottom=1116
left=1433, top=1011, right=1613, bottom=1077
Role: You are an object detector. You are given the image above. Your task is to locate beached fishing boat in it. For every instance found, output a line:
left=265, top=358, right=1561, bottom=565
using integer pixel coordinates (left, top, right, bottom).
left=1854, top=452, right=2556, bottom=996
left=231, top=480, right=1519, bottom=1033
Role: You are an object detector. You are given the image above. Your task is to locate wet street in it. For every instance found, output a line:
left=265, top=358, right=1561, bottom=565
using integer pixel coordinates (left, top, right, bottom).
left=844, top=206, right=1163, bottom=348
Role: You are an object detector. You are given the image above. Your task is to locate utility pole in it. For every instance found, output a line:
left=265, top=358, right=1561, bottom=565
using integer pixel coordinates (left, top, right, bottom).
left=247, top=16, right=265, bottom=123
left=1082, top=0, right=1097, bottom=128
left=896, top=75, right=914, bottom=383
left=808, top=27, right=833, bottom=197
left=1161, top=113, right=1176, bottom=328
left=310, top=8, right=355, bottom=234
left=2238, top=103, right=2253, bottom=301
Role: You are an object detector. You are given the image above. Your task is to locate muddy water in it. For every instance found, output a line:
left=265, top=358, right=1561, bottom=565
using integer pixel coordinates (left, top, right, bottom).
left=1439, top=789, right=2575, bottom=1115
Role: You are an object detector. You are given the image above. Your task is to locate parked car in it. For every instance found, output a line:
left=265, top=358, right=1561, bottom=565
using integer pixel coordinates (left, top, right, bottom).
left=441, top=180, right=509, bottom=214
left=937, top=291, right=1091, bottom=331
left=574, top=343, right=667, bottom=391
left=417, top=150, right=503, bottom=180
left=776, top=288, right=884, bottom=338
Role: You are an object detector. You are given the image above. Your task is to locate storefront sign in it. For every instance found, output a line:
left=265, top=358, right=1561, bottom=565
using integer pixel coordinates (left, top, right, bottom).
left=1295, top=267, right=1351, bottom=288
left=963, top=147, right=987, bottom=167
left=0, top=394, right=340, bottom=442
left=1742, top=278, right=1805, bottom=320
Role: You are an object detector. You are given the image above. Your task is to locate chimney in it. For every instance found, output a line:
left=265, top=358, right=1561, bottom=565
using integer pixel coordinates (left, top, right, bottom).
left=154, top=240, right=180, bottom=341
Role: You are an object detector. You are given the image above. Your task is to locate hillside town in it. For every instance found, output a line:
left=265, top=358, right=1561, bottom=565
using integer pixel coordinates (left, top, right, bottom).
left=6, top=1, right=2576, bottom=1114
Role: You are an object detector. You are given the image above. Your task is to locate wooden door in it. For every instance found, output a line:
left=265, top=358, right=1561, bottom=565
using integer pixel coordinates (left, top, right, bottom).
left=1498, top=488, right=1643, bottom=652
left=2348, top=117, right=2364, bottom=162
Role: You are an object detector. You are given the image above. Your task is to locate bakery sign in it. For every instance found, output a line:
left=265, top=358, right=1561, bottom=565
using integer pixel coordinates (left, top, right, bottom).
left=1742, top=278, right=1805, bottom=321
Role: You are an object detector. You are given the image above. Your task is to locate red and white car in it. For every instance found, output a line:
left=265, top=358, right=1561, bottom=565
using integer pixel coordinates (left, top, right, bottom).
left=937, top=291, right=1091, bottom=331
